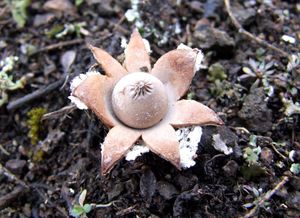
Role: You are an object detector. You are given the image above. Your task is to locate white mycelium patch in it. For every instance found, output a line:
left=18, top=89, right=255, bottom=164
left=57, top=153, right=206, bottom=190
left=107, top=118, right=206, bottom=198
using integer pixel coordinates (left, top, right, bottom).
left=68, top=71, right=101, bottom=110
left=142, top=39, right=152, bottom=53
left=177, top=126, right=203, bottom=168
left=125, top=145, right=150, bottom=161
left=68, top=96, right=88, bottom=110
left=125, top=126, right=203, bottom=169
left=212, top=134, right=233, bottom=155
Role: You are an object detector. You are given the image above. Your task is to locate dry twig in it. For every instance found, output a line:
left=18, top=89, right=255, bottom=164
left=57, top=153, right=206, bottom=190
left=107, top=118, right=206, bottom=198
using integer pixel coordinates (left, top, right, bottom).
left=7, top=77, right=65, bottom=111
left=269, top=143, right=288, bottom=160
left=224, top=0, right=289, bottom=57
left=42, top=104, right=76, bottom=120
left=31, top=39, right=84, bottom=56
left=244, top=176, right=290, bottom=218
left=0, top=186, right=28, bottom=210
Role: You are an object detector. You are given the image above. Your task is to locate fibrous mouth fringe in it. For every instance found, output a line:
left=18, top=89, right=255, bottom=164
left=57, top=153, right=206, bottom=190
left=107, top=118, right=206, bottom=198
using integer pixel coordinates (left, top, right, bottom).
left=129, top=80, right=153, bottom=100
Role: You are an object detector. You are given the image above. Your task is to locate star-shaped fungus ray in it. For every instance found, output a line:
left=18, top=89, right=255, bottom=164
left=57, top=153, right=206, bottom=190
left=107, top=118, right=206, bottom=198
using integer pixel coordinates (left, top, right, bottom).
left=142, top=123, right=181, bottom=169
left=169, top=100, right=224, bottom=128
left=124, top=29, right=151, bottom=73
left=69, top=30, right=224, bottom=176
left=101, top=125, right=141, bottom=174
left=88, top=44, right=128, bottom=79
left=72, top=73, right=117, bottom=128
left=151, top=48, right=199, bottom=100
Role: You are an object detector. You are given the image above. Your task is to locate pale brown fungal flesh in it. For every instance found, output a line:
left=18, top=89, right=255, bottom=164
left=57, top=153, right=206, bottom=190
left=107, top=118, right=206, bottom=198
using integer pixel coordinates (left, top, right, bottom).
left=101, top=125, right=141, bottom=174
left=151, top=49, right=198, bottom=100
left=169, top=100, right=224, bottom=128
left=112, top=72, right=168, bottom=129
left=73, top=74, right=117, bottom=128
left=142, top=123, right=180, bottom=169
left=124, top=29, right=151, bottom=73
left=88, top=44, right=128, bottom=79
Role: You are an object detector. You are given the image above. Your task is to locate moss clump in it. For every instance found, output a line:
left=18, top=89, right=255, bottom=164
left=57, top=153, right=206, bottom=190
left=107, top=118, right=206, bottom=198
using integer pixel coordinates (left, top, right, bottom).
left=0, top=56, right=26, bottom=107
left=27, top=107, right=47, bottom=144
left=32, top=149, right=44, bottom=162
left=208, top=63, right=227, bottom=82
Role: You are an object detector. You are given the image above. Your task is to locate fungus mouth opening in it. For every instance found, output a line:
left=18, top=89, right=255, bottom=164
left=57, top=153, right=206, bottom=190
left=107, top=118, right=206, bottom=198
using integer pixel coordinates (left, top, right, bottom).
left=111, top=72, right=169, bottom=129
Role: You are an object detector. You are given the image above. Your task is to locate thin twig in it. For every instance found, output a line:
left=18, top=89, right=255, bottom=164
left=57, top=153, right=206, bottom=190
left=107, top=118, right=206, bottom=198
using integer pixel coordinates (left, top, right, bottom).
left=244, top=176, right=289, bottom=218
left=269, top=143, right=288, bottom=160
left=113, top=15, right=126, bottom=32
left=7, top=77, right=65, bottom=111
left=224, top=0, right=289, bottom=57
left=0, top=163, right=29, bottom=188
left=0, top=144, right=10, bottom=155
left=31, top=39, right=84, bottom=56
left=0, top=186, right=28, bottom=210
left=116, top=205, right=138, bottom=216
left=42, top=105, right=76, bottom=121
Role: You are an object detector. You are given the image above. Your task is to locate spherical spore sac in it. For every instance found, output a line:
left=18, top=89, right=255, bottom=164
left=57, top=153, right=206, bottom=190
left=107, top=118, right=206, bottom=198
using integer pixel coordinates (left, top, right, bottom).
left=112, top=72, right=168, bottom=129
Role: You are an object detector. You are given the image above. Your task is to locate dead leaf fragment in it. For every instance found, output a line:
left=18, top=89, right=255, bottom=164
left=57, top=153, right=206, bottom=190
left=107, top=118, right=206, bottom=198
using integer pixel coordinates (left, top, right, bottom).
left=43, top=0, right=76, bottom=14
left=61, top=50, right=76, bottom=73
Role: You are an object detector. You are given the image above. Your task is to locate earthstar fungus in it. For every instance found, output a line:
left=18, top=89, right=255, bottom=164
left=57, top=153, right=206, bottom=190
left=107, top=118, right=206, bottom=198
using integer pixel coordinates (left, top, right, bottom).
left=69, top=30, right=224, bottom=175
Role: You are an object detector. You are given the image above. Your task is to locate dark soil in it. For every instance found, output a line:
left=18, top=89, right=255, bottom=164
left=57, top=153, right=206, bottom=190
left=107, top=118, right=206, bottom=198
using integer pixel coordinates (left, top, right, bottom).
left=0, top=0, right=300, bottom=217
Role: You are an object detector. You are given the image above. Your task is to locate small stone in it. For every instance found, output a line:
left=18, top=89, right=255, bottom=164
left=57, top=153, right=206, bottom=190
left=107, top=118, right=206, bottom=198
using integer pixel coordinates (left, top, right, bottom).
left=193, top=21, right=235, bottom=54
left=96, top=3, right=114, bottom=17
left=189, top=1, right=203, bottom=13
left=290, top=176, right=300, bottom=190
left=174, top=174, right=198, bottom=191
left=5, top=159, right=27, bottom=175
left=157, top=181, right=178, bottom=200
left=33, top=13, right=55, bottom=27
left=43, top=0, right=76, bottom=15
left=238, top=88, right=273, bottom=133
left=231, top=4, right=256, bottom=26
left=222, top=160, right=239, bottom=177
left=217, top=126, right=238, bottom=148
left=260, top=147, right=274, bottom=165
left=107, top=183, right=124, bottom=201
left=286, top=191, right=300, bottom=210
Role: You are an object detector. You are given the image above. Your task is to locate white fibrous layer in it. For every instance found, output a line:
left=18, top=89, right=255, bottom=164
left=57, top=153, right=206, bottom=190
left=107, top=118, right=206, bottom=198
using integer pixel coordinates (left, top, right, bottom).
left=212, top=134, right=233, bottom=155
left=120, top=38, right=128, bottom=49
left=177, top=126, right=202, bottom=168
left=142, top=39, right=152, bottom=53
left=70, top=74, right=87, bottom=92
left=68, top=71, right=101, bottom=110
left=194, top=50, right=204, bottom=71
left=125, top=126, right=202, bottom=169
left=125, top=145, right=150, bottom=161
left=68, top=96, right=88, bottom=110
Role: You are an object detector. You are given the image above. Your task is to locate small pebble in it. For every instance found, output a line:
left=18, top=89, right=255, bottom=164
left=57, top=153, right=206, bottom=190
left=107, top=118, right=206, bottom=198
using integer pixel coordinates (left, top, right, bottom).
left=5, top=159, right=27, bottom=175
left=222, top=160, right=239, bottom=177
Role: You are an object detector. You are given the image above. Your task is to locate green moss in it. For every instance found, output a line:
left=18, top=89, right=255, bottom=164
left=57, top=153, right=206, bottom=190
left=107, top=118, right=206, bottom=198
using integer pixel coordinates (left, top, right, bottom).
left=32, top=149, right=44, bottom=162
left=6, top=0, right=31, bottom=28
left=45, top=25, right=64, bottom=39
left=208, top=63, right=227, bottom=82
left=27, top=107, right=47, bottom=144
